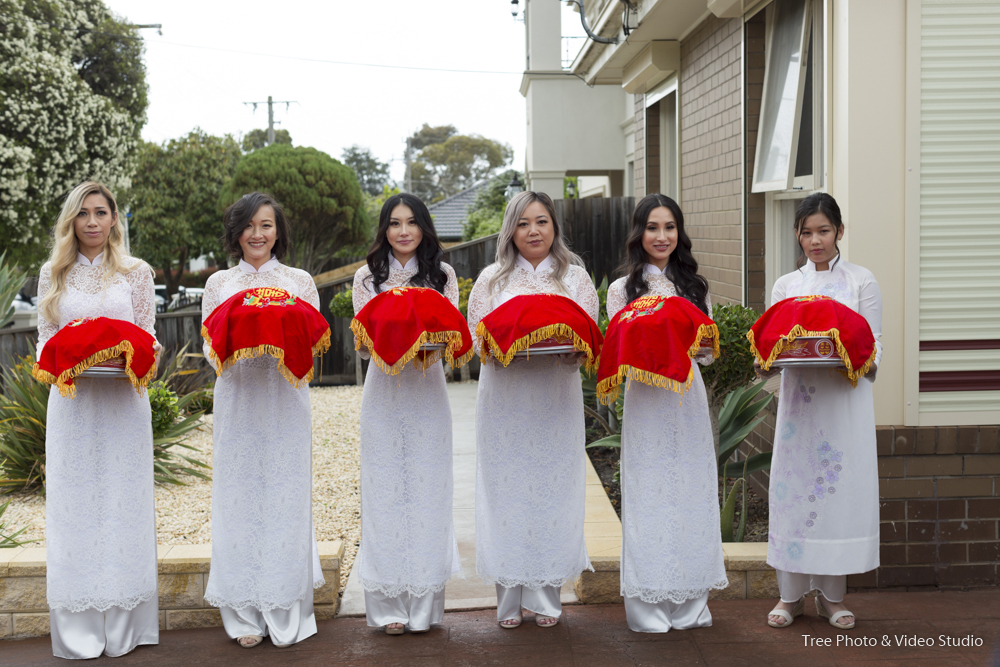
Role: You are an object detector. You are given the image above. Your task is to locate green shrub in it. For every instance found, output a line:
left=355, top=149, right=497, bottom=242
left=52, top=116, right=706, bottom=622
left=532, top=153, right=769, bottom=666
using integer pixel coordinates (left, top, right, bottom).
left=329, top=288, right=355, bottom=318
left=0, top=355, right=49, bottom=493
left=148, top=381, right=179, bottom=440
left=700, top=303, right=762, bottom=407
left=457, top=277, right=474, bottom=317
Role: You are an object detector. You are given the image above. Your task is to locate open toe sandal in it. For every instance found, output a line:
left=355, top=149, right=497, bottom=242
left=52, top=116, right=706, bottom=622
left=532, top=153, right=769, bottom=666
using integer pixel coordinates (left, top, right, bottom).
left=237, top=635, right=264, bottom=649
left=499, top=614, right=522, bottom=629
left=816, top=597, right=856, bottom=630
left=767, top=597, right=805, bottom=628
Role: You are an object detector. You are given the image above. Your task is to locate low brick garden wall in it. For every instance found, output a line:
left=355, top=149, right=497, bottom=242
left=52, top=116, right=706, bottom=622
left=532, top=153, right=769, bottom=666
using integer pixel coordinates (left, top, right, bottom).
left=0, top=541, right=343, bottom=640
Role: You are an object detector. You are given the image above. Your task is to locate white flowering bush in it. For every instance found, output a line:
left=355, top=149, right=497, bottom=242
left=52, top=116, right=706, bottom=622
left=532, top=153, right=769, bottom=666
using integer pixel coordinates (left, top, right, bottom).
left=0, top=0, right=148, bottom=269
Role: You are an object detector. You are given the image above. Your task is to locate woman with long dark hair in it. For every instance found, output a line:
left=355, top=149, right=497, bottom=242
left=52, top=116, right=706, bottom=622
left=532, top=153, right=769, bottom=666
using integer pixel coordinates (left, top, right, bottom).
left=202, top=192, right=325, bottom=649
left=605, top=194, right=728, bottom=633
left=352, top=193, right=462, bottom=634
left=764, top=193, right=881, bottom=631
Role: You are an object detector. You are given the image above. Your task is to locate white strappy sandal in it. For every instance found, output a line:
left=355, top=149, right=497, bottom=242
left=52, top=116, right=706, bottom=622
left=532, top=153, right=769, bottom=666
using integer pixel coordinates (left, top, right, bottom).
left=766, top=597, right=805, bottom=628
left=816, top=596, right=856, bottom=629
left=499, top=613, right=523, bottom=629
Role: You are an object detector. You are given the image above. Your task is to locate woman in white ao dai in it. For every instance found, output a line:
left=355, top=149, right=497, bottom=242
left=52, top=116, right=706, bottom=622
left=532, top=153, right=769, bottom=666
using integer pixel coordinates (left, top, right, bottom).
left=352, top=194, right=462, bottom=634
left=201, top=193, right=324, bottom=649
left=765, top=193, right=881, bottom=631
left=605, top=194, right=727, bottom=633
left=36, top=182, right=160, bottom=659
left=466, top=192, right=599, bottom=629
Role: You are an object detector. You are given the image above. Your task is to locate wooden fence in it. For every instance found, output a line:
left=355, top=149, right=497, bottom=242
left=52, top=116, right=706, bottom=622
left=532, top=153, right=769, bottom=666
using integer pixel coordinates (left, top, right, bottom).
left=555, top=196, right=635, bottom=283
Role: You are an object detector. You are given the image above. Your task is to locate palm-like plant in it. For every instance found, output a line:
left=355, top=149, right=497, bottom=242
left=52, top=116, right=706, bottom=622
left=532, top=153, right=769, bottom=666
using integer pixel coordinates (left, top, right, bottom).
left=0, top=251, right=27, bottom=330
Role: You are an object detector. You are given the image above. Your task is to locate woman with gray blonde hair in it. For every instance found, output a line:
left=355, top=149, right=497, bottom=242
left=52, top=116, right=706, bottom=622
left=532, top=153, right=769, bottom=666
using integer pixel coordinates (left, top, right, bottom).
left=35, top=181, right=160, bottom=659
left=466, top=191, right=599, bottom=629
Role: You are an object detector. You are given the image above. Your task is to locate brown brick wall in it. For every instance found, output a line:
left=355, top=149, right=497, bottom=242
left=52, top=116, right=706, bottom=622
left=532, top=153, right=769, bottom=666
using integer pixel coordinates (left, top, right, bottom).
left=745, top=11, right=766, bottom=313
left=679, top=15, right=743, bottom=306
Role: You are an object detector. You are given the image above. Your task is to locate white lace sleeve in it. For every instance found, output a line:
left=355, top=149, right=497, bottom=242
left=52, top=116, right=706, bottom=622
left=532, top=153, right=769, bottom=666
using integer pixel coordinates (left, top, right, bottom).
left=201, top=272, right=224, bottom=370
left=125, top=261, right=157, bottom=340
left=857, top=269, right=883, bottom=371
left=467, top=264, right=498, bottom=356
left=442, top=263, right=460, bottom=309
left=35, top=263, right=57, bottom=360
left=698, top=289, right=715, bottom=367
left=606, top=278, right=627, bottom=322
left=352, top=267, right=374, bottom=360
left=299, top=273, right=320, bottom=311
left=569, top=266, right=600, bottom=322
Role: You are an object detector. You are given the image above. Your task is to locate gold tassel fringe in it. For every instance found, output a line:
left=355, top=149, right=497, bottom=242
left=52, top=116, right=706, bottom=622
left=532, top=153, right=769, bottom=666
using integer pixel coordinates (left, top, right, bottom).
left=349, top=320, right=473, bottom=376
left=474, top=322, right=598, bottom=374
left=596, top=364, right=695, bottom=405
left=201, top=325, right=330, bottom=389
left=688, top=323, right=721, bottom=359
left=746, top=326, right=876, bottom=388
left=32, top=341, right=157, bottom=398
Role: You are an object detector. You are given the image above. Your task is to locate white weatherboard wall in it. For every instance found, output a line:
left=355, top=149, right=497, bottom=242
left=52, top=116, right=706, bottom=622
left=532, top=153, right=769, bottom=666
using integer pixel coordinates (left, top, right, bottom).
left=918, top=0, right=1000, bottom=420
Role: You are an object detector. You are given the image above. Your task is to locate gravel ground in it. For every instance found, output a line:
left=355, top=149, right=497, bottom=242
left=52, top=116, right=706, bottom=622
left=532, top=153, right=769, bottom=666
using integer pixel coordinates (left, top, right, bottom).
left=1, top=385, right=363, bottom=591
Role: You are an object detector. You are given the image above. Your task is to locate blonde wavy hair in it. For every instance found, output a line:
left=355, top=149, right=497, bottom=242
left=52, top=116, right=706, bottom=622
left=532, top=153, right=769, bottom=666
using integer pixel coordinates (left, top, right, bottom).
left=486, top=191, right=584, bottom=298
left=39, top=181, right=146, bottom=324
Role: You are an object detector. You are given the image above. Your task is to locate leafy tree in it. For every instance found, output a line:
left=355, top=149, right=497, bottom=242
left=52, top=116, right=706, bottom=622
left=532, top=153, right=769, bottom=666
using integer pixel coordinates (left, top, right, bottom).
left=413, top=134, right=513, bottom=203
left=0, top=0, right=149, bottom=270
left=462, top=169, right=521, bottom=241
left=125, top=130, right=242, bottom=296
left=341, top=145, right=392, bottom=196
left=408, top=124, right=457, bottom=151
left=241, top=128, right=292, bottom=153
left=219, top=144, right=369, bottom=276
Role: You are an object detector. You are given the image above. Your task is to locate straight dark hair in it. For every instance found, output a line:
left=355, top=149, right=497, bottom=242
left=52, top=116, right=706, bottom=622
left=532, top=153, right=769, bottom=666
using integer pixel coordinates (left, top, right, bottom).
left=794, top=192, right=843, bottom=269
left=365, top=193, right=447, bottom=294
left=221, top=192, right=292, bottom=261
left=617, top=194, right=709, bottom=315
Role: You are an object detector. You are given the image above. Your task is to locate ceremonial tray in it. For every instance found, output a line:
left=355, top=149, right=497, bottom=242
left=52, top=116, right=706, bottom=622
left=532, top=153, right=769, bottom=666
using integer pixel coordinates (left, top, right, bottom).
left=513, top=343, right=578, bottom=357
left=419, top=343, right=447, bottom=351
left=77, top=356, right=129, bottom=378
left=770, top=336, right=845, bottom=368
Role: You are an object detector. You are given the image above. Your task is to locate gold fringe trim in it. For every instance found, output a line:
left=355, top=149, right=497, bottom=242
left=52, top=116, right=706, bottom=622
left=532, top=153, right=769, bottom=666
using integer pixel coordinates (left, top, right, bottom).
left=474, top=322, right=598, bottom=373
left=596, top=364, right=695, bottom=405
left=688, top=323, right=721, bottom=359
left=32, top=341, right=157, bottom=399
left=349, top=320, right=473, bottom=376
left=201, top=325, right=329, bottom=389
left=746, top=326, right=876, bottom=388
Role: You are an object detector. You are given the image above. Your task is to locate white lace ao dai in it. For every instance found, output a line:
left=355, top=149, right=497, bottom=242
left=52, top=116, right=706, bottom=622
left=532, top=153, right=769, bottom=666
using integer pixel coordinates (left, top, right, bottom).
left=352, top=260, right=463, bottom=598
left=466, top=256, right=599, bottom=589
left=607, top=271, right=728, bottom=604
left=201, top=260, right=324, bottom=611
left=37, top=255, right=159, bottom=613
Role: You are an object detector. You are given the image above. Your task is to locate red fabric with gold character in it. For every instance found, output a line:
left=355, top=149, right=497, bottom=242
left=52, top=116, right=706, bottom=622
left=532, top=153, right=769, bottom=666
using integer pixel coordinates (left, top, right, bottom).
left=202, top=286, right=331, bottom=388
left=350, top=286, right=474, bottom=375
left=475, top=293, right=603, bottom=372
left=32, top=316, right=157, bottom=398
left=597, top=295, right=719, bottom=404
left=747, top=294, right=876, bottom=385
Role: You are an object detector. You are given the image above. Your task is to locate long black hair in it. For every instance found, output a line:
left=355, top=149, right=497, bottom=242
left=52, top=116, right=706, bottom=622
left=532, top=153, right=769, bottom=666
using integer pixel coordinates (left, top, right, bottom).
left=617, top=194, right=709, bottom=315
left=221, top=192, right=292, bottom=261
left=794, top=192, right=843, bottom=270
left=365, top=193, right=447, bottom=294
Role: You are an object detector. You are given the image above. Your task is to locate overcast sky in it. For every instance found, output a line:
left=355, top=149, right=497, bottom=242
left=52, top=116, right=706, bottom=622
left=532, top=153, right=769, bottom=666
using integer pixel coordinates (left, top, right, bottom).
left=103, top=1, right=586, bottom=184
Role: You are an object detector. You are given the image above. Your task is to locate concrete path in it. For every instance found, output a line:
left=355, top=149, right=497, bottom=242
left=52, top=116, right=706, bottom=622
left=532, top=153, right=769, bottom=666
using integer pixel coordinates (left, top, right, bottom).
left=338, top=381, right=578, bottom=617
left=7, top=591, right=998, bottom=665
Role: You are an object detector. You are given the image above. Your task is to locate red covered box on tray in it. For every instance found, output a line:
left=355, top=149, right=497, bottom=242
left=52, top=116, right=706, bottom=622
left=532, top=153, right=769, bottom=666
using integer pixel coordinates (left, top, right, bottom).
left=475, top=293, right=603, bottom=371
left=32, top=316, right=157, bottom=398
left=202, top=287, right=331, bottom=388
left=597, top=295, right=719, bottom=405
left=747, top=294, right=876, bottom=386
left=350, top=286, right=474, bottom=375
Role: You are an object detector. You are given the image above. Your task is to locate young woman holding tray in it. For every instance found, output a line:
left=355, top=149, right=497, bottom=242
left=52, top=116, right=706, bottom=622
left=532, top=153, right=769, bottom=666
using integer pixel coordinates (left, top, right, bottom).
left=466, top=190, right=599, bottom=629
left=201, top=192, right=325, bottom=649
left=605, top=194, right=728, bottom=633
left=351, top=193, right=463, bottom=635
left=35, top=181, right=161, bottom=659
left=761, top=193, right=882, bottom=631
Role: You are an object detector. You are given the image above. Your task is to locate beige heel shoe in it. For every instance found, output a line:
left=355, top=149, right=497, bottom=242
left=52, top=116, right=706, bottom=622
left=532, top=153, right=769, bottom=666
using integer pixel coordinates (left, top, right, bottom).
left=499, top=614, right=522, bottom=629
left=535, top=614, right=559, bottom=628
left=237, top=635, right=264, bottom=648
left=816, top=597, right=856, bottom=629
left=385, top=623, right=405, bottom=635
left=767, top=597, right=805, bottom=628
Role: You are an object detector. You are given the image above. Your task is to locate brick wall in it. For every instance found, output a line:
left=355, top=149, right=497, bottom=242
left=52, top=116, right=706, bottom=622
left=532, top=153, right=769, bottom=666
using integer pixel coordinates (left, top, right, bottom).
left=679, top=15, right=743, bottom=305
left=745, top=11, right=767, bottom=312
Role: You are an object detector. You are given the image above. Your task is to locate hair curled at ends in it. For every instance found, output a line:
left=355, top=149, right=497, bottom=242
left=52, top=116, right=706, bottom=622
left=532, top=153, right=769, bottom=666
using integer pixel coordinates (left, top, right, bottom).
left=793, top=192, right=844, bottom=270
left=617, top=194, right=710, bottom=315
left=221, top=192, right=292, bottom=262
left=486, top=190, right=584, bottom=298
left=365, top=193, right=447, bottom=294
left=39, top=181, right=149, bottom=325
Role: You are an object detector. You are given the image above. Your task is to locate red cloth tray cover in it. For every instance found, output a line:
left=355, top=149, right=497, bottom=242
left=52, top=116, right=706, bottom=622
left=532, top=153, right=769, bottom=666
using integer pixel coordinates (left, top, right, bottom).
left=747, top=294, right=876, bottom=385
left=202, top=287, right=331, bottom=388
left=475, top=293, right=603, bottom=372
left=350, top=286, right=474, bottom=375
left=597, top=295, right=719, bottom=404
left=32, top=316, right=157, bottom=398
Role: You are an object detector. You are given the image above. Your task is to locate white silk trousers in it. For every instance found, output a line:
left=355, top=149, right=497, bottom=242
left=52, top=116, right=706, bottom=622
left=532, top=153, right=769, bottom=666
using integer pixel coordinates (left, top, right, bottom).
left=495, top=584, right=562, bottom=622
left=49, top=596, right=158, bottom=659
left=364, top=589, right=446, bottom=631
left=623, top=592, right=712, bottom=633
left=776, top=570, right=847, bottom=603
left=219, top=597, right=317, bottom=646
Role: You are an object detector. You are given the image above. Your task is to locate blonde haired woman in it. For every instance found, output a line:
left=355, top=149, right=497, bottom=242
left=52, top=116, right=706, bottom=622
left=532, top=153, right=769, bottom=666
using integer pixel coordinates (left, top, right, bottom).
left=35, top=181, right=160, bottom=659
left=466, top=191, right=599, bottom=629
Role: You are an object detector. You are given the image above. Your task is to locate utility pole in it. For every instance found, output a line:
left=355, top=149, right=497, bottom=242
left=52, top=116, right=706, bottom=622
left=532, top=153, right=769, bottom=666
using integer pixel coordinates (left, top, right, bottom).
left=243, top=96, right=298, bottom=145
